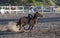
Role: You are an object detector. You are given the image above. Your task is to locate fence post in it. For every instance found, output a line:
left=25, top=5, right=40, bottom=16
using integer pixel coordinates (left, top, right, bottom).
left=41, top=6, right=44, bottom=14
left=23, top=6, right=24, bottom=13
left=16, top=6, right=18, bottom=14
left=50, top=6, right=54, bottom=13
left=1, top=6, right=5, bottom=14
left=9, top=5, right=11, bottom=14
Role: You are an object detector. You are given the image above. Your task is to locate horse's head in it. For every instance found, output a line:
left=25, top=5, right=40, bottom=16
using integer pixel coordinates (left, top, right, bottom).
left=33, top=12, right=43, bottom=19
left=35, top=12, right=43, bottom=17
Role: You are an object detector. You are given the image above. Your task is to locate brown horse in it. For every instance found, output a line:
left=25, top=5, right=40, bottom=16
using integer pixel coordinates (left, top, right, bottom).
left=16, top=12, right=43, bottom=31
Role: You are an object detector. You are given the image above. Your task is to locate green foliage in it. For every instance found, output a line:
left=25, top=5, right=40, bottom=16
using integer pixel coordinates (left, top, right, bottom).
left=0, top=0, right=60, bottom=6
left=31, top=0, right=56, bottom=6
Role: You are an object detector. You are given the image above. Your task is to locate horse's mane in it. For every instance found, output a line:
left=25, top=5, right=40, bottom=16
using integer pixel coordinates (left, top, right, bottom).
left=32, top=12, right=39, bottom=19
left=32, top=12, right=37, bottom=19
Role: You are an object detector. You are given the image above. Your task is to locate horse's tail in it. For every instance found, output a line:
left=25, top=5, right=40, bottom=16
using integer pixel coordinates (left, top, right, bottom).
left=16, top=18, right=21, bottom=26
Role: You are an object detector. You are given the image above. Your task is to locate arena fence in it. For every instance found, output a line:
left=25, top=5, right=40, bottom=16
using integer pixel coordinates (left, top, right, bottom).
left=0, top=6, right=60, bottom=14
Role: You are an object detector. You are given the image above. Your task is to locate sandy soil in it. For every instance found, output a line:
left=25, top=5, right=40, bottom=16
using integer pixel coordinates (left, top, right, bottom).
left=0, top=13, right=60, bottom=38
left=0, top=22, right=60, bottom=38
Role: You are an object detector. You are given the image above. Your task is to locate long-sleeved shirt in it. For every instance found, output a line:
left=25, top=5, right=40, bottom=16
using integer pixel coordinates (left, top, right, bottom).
left=28, top=8, right=35, bottom=14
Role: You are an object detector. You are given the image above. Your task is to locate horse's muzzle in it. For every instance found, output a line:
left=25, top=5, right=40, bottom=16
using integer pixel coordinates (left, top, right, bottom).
left=41, top=15, right=43, bottom=17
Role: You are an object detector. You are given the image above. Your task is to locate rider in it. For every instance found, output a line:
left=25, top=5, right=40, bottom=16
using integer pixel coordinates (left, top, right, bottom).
left=28, top=6, right=35, bottom=23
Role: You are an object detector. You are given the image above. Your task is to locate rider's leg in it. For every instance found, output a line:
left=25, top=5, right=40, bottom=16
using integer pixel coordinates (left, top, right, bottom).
left=28, top=14, right=33, bottom=23
left=28, top=14, right=33, bottom=18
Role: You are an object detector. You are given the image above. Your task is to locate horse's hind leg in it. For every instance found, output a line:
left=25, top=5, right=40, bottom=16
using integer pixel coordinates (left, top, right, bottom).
left=19, top=24, right=21, bottom=30
left=22, top=25, right=25, bottom=30
left=16, top=23, right=21, bottom=30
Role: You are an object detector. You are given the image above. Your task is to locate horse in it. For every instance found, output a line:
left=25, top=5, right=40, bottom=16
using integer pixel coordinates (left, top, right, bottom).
left=16, top=12, right=43, bottom=31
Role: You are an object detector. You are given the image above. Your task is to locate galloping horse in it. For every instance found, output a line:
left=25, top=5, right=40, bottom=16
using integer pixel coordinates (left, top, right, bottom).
left=16, top=12, right=43, bottom=31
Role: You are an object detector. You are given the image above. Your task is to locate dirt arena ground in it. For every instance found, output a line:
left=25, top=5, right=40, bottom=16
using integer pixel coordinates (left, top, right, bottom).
left=0, top=13, right=60, bottom=38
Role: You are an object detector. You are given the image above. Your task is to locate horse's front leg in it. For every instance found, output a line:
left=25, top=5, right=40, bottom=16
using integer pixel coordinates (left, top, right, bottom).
left=30, top=25, right=34, bottom=31
left=28, top=25, right=34, bottom=31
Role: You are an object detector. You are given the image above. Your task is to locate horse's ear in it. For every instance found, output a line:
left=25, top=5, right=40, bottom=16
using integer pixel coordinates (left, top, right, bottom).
left=36, top=11, right=38, bottom=13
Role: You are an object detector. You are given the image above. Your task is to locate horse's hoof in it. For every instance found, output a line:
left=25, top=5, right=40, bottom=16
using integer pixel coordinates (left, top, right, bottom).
left=24, top=30, right=30, bottom=32
left=19, top=30, right=25, bottom=33
left=6, top=30, right=11, bottom=32
left=19, top=31, right=24, bottom=33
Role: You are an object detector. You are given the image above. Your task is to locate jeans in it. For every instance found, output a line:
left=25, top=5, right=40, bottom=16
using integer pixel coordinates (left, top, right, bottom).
left=28, top=14, right=33, bottom=19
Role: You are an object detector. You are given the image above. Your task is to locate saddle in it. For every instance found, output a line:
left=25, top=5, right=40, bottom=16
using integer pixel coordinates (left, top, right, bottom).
left=25, top=16, right=32, bottom=23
